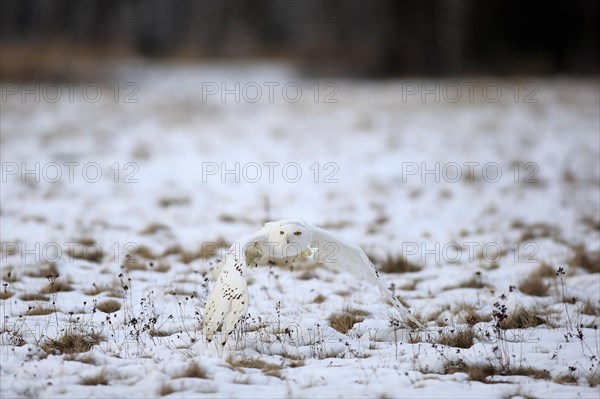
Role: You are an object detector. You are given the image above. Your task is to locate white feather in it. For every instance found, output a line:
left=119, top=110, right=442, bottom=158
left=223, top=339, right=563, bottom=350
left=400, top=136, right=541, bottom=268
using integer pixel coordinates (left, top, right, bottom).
left=311, top=226, right=422, bottom=327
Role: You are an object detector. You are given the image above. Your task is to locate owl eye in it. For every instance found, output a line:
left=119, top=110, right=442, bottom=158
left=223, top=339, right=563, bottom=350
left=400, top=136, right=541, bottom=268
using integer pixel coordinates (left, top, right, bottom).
left=280, top=231, right=285, bottom=235
left=294, top=231, right=302, bottom=236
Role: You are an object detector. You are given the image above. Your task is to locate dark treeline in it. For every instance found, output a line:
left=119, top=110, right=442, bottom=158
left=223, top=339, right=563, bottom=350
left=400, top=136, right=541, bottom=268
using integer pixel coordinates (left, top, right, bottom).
left=1, top=0, right=598, bottom=78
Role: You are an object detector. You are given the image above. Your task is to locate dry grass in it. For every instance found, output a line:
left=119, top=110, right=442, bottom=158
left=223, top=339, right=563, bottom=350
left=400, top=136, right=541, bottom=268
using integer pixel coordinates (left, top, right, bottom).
left=133, top=245, right=160, bottom=260
left=174, top=362, right=208, bottom=379
left=500, top=307, right=546, bottom=329
left=42, top=330, right=104, bottom=354
left=152, top=262, right=171, bottom=273
left=554, top=373, right=578, bottom=385
left=24, top=263, right=58, bottom=278
left=328, top=308, right=371, bottom=334
left=122, top=255, right=148, bottom=272
left=455, top=304, right=492, bottom=325
left=2, top=269, right=17, bottom=283
left=313, top=294, right=326, bottom=304
left=19, top=293, right=50, bottom=301
left=568, top=245, right=600, bottom=274
left=335, top=290, right=351, bottom=298
left=444, top=360, right=550, bottom=383
left=437, top=327, right=476, bottom=349
left=0, top=291, right=14, bottom=300
left=533, top=262, right=557, bottom=277
left=519, top=222, right=561, bottom=242
left=80, top=370, right=109, bottom=386
left=227, top=356, right=284, bottom=377
left=518, top=273, right=549, bottom=297
left=398, top=280, right=417, bottom=291
left=378, top=254, right=422, bottom=273
left=95, top=299, right=121, bottom=314
left=149, top=328, right=176, bottom=338
left=140, top=223, right=170, bottom=235
left=40, top=279, right=73, bottom=294
left=1, top=326, right=26, bottom=346
left=453, top=272, right=490, bottom=289
left=581, top=300, right=600, bottom=316
left=588, top=374, right=600, bottom=387
left=158, top=383, right=176, bottom=396
left=581, top=216, right=600, bottom=232
left=297, top=270, right=317, bottom=280
left=84, top=284, right=114, bottom=296
left=27, top=307, right=57, bottom=316
left=162, top=240, right=228, bottom=264
left=65, top=353, right=97, bottom=365
left=65, top=240, right=103, bottom=263
left=158, top=197, right=190, bottom=207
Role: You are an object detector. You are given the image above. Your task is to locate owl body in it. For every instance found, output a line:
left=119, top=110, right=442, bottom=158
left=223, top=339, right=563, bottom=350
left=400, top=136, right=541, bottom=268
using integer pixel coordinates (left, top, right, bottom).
left=202, top=219, right=421, bottom=346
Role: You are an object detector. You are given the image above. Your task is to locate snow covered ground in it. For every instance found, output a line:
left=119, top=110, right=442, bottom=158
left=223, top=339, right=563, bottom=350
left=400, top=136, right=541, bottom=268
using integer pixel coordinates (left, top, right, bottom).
left=1, top=63, right=599, bottom=398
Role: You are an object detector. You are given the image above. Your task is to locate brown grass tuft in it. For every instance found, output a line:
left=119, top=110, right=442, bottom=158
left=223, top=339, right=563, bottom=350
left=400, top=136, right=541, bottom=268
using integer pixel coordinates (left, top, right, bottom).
left=554, top=373, right=578, bottom=385
left=518, top=273, right=549, bottom=297
left=0, top=326, right=26, bottom=346
left=40, top=279, right=73, bottom=294
left=437, top=327, right=476, bottom=349
left=454, top=272, right=490, bottom=289
left=80, top=370, right=109, bottom=386
left=152, top=262, right=171, bottom=273
left=149, top=328, right=176, bottom=337
left=159, top=383, right=176, bottom=396
left=313, top=294, right=326, bottom=304
left=0, top=291, right=14, bottom=300
left=378, top=254, right=422, bottom=273
left=95, top=299, right=121, bottom=314
left=581, top=300, right=600, bottom=316
left=500, top=307, right=546, bottom=329
left=26, top=306, right=57, bottom=316
left=65, top=240, right=103, bottom=263
left=158, top=197, right=190, bottom=207
left=19, top=293, right=50, bottom=301
left=65, top=353, right=97, bottom=365
left=140, top=223, right=170, bottom=235
left=568, top=245, right=600, bottom=274
left=533, top=262, right=557, bottom=277
left=519, top=222, right=561, bottom=242
left=42, top=330, right=104, bottom=354
left=328, top=308, right=371, bottom=334
left=163, top=240, right=228, bottom=264
left=297, top=270, right=316, bottom=280
left=175, top=362, right=208, bottom=379
left=227, top=355, right=283, bottom=377
left=456, top=304, right=492, bottom=325
left=84, top=284, right=114, bottom=296
left=2, top=269, right=17, bottom=283
left=122, top=255, right=147, bottom=271
left=445, top=360, right=550, bottom=383
left=133, top=245, right=160, bottom=260
left=25, top=263, right=58, bottom=278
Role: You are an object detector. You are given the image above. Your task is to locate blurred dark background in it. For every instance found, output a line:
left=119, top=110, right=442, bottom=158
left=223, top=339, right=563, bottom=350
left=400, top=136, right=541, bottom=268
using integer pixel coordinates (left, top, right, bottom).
left=1, top=0, right=598, bottom=80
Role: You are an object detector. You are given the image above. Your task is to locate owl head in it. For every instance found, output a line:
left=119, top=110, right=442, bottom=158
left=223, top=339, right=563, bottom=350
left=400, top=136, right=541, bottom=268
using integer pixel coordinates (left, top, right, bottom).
left=266, top=220, right=313, bottom=259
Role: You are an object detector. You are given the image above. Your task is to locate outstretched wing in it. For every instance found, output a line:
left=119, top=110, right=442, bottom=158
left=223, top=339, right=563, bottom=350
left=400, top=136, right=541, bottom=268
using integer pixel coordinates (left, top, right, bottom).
left=311, top=226, right=423, bottom=328
left=202, top=227, right=270, bottom=345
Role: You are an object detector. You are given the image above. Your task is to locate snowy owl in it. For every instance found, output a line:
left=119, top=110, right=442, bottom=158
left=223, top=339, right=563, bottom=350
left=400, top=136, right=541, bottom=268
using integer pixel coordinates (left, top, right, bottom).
left=202, top=219, right=422, bottom=345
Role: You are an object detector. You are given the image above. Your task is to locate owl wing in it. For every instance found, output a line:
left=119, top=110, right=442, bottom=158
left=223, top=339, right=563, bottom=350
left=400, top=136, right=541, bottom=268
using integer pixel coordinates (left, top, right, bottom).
left=202, top=227, right=270, bottom=345
left=311, top=226, right=423, bottom=328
